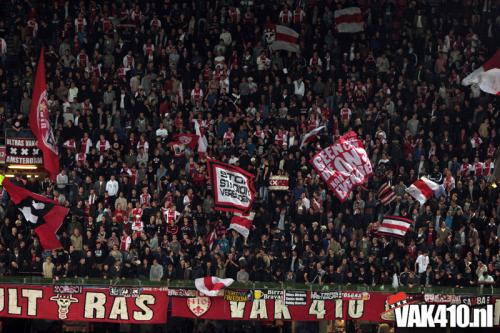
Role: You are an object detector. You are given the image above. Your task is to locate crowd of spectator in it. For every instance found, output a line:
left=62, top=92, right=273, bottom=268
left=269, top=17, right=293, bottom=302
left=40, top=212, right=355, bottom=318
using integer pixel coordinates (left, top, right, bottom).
left=0, top=0, right=498, bottom=292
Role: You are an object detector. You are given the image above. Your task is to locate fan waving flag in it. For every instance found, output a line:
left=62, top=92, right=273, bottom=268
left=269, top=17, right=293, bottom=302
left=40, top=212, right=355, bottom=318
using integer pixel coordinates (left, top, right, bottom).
left=378, top=182, right=396, bottom=206
left=265, top=24, right=300, bottom=53
left=406, top=177, right=445, bottom=205
left=334, top=7, right=364, bottom=33
left=29, top=48, right=60, bottom=180
left=228, top=211, right=255, bottom=238
left=207, top=159, right=256, bottom=213
left=462, top=50, right=500, bottom=94
left=172, top=133, right=199, bottom=150
left=195, top=277, right=234, bottom=297
left=300, top=125, right=326, bottom=149
left=377, top=216, right=412, bottom=238
left=310, top=131, right=373, bottom=202
left=2, top=177, right=68, bottom=250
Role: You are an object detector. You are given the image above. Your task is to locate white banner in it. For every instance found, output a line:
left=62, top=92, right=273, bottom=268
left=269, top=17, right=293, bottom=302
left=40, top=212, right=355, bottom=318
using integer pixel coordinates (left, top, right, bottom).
left=208, top=160, right=256, bottom=213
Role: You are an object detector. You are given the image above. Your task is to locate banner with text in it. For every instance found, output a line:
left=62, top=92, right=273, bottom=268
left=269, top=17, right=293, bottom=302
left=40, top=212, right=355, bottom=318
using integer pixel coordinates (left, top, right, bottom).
left=5, top=137, right=43, bottom=165
left=0, top=285, right=167, bottom=324
left=207, top=159, right=256, bottom=213
left=310, top=131, right=372, bottom=202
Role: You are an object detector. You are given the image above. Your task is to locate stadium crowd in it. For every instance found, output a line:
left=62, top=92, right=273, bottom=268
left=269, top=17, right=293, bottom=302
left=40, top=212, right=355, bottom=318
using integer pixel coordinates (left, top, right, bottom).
left=0, top=0, right=498, bottom=291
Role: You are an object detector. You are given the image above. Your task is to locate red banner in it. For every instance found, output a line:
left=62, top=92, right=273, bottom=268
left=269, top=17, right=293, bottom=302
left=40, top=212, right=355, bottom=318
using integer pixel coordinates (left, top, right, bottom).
left=0, top=285, right=167, bottom=324
left=171, top=290, right=396, bottom=322
left=310, top=131, right=372, bottom=202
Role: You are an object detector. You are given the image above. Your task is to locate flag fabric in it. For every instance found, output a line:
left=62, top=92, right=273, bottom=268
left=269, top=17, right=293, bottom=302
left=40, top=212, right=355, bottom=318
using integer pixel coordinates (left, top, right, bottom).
left=29, top=49, right=60, bottom=180
left=334, top=7, right=364, bottom=33
left=264, top=24, right=300, bottom=53
left=268, top=175, right=289, bottom=191
left=405, top=177, right=445, bottom=205
left=462, top=50, right=500, bottom=93
left=228, top=211, right=255, bottom=238
left=172, top=133, right=199, bottom=150
left=168, top=141, right=185, bottom=157
left=378, top=182, right=396, bottom=206
left=377, top=216, right=412, bottom=238
left=310, top=131, right=373, bottom=202
left=207, top=229, right=217, bottom=250
left=195, top=277, right=234, bottom=297
left=2, top=178, right=68, bottom=250
left=300, top=125, right=326, bottom=149
left=207, top=159, right=256, bottom=213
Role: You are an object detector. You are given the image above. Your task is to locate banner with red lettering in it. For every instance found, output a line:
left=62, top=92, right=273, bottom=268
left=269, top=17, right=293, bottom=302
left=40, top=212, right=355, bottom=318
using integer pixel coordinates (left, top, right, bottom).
left=0, top=285, right=167, bottom=324
left=310, top=131, right=372, bottom=202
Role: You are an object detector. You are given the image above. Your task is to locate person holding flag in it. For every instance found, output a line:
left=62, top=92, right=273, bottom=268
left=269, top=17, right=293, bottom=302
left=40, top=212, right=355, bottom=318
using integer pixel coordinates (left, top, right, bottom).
left=29, top=48, right=60, bottom=180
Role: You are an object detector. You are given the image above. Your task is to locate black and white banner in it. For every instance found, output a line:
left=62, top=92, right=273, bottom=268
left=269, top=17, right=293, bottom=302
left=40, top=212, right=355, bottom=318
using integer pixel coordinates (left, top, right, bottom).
left=5, top=137, right=43, bottom=165
left=207, top=159, right=256, bottom=213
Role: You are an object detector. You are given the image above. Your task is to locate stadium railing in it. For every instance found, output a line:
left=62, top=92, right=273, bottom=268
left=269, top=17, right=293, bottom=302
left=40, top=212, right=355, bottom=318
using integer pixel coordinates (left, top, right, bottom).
left=0, top=276, right=498, bottom=295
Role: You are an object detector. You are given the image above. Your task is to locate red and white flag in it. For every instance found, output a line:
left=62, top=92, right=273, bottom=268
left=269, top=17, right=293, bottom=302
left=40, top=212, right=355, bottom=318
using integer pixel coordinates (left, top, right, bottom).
left=377, top=216, right=412, bottom=238
left=265, top=24, right=300, bottom=53
left=406, top=177, right=445, bottom=205
left=207, top=229, right=217, bottom=250
left=195, top=277, right=234, bottom=297
left=29, top=49, right=60, bottom=180
left=228, top=211, right=255, bottom=238
left=172, top=133, right=199, bottom=150
left=462, top=50, right=500, bottom=95
left=168, top=141, right=185, bottom=157
left=207, top=159, right=256, bottom=213
left=310, top=131, right=373, bottom=202
left=334, top=7, right=364, bottom=33
left=378, top=182, right=396, bottom=206
left=300, top=125, right=326, bottom=149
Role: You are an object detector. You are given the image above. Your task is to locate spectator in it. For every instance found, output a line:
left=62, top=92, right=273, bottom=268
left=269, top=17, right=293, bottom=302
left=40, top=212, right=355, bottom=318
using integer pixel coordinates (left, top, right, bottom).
left=0, top=0, right=496, bottom=293
left=150, top=259, right=164, bottom=282
left=42, top=256, right=54, bottom=279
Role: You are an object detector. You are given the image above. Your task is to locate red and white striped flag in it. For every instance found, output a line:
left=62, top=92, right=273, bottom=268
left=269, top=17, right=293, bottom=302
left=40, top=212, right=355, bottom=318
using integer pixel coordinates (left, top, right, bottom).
left=207, top=229, right=217, bottom=250
left=462, top=50, right=500, bottom=95
left=300, top=125, right=326, bottom=149
left=406, top=177, right=445, bottom=205
left=228, top=212, right=255, bottom=238
left=195, top=277, right=234, bottom=297
left=377, top=216, right=412, bottom=238
left=265, top=24, right=300, bottom=53
left=334, top=7, right=364, bottom=33
left=378, top=182, right=396, bottom=206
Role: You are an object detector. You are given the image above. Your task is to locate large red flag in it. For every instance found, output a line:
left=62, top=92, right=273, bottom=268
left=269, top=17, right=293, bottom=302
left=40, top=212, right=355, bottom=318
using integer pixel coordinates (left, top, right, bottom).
left=29, top=48, right=59, bottom=180
left=3, top=178, right=68, bottom=250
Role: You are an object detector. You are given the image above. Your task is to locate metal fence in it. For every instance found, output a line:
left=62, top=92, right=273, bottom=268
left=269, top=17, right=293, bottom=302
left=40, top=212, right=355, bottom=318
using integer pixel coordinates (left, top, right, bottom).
left=0, top=276, right=498, bottom=295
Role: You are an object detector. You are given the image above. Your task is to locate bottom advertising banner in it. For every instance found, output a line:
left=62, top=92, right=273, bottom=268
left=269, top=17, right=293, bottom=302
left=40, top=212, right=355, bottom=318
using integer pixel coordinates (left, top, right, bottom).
left=171, top=290, right=394, bottom=321
left=0, top=285, right=168, bottom=324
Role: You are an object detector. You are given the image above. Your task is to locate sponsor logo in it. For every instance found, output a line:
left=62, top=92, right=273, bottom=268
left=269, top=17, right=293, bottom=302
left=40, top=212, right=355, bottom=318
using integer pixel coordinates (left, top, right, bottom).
left=224, top=290, right=253, bottom=302
left=53, top=286, right=82, bottom=294
left=167, top=289, right=197, bottom=298
left=109, top=287, right=142, bottom=297
left=253, top=290, right=283, bottom=300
